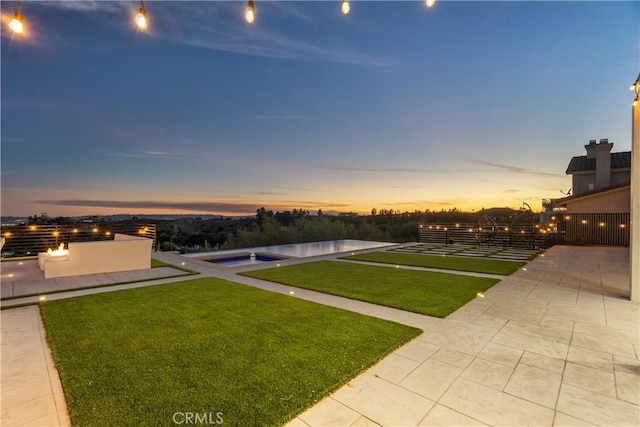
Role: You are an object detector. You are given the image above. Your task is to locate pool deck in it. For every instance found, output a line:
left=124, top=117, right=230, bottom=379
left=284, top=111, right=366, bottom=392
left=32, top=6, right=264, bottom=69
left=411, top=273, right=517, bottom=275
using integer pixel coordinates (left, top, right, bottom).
left=2, top=245, right=639, bottom=426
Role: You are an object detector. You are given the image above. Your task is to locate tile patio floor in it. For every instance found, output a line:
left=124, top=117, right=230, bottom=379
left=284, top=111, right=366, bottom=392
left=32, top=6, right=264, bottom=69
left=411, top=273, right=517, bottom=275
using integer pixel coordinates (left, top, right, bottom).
left=1, top=245, right=638, bottom=426
left=288, top=245, right=640, bottom=427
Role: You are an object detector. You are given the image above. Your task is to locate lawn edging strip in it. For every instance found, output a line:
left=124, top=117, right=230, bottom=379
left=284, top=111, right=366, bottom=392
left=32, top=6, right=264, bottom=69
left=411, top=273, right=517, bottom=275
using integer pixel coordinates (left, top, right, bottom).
left=343, top=251, right=525, bottom=275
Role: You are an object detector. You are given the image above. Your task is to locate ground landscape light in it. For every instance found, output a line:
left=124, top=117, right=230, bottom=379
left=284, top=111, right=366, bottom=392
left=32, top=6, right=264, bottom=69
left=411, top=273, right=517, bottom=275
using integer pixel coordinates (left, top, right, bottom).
left=425, top=0, right=436, bottom=7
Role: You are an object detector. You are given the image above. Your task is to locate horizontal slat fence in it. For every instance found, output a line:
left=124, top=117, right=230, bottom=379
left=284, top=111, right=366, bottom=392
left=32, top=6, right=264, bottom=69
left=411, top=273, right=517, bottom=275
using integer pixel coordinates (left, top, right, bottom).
left=1, top=223, right=156, bottom=258
left=417, top=223, right=553, bottom=249
left=553, top=213, right=630, bottom=246
left=418, top=213, right=630, bottom=248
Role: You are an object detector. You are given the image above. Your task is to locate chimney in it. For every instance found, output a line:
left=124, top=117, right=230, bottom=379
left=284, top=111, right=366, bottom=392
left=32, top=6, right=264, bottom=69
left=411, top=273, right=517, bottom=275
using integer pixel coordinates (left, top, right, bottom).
left=585, top=139, right=597, bottom=158
left=594, top=138, right=613, bottom=189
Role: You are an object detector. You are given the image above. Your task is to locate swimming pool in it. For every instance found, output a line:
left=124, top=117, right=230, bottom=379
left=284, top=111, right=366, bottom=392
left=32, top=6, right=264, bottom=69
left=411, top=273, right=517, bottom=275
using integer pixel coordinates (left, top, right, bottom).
left=206, top=254, right=281, bottom=268
left=185, top=239, right=395, bottom=266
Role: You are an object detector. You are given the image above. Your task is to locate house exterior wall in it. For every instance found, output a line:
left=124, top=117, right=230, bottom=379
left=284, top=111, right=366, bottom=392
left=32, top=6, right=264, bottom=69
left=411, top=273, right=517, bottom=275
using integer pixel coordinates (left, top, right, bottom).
left=611, top=170, right=631, bottom=186
left=572, top=173, right=595, bottom=195
left=564, top=188, right=630, bottom=214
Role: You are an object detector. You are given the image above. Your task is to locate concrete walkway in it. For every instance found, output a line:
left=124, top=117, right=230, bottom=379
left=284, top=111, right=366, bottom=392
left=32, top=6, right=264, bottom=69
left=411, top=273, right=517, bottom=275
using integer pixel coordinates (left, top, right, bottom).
left=1, top=306, right=70, bottom=426
left=1, top=245, right=638, bottom=426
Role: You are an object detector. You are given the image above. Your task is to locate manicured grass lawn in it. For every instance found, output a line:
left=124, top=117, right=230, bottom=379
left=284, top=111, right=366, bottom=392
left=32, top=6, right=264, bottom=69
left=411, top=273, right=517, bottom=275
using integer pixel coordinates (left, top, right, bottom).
left=242, top=260, right=499, bottom=317
left=150, top=258, right=169, bottom=267
left=40, top=278, right=420, bottom=427
left=344, top=251, right=525, bottom=275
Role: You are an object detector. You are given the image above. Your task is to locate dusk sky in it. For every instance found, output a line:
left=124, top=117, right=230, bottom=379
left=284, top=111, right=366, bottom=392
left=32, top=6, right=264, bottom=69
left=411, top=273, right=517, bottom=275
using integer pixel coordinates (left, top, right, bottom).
left=1, top=1, right=638, bottom=217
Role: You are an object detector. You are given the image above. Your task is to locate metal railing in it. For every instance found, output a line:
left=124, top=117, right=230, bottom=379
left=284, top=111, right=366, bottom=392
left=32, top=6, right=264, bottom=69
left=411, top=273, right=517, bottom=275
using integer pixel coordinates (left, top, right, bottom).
left=0, top=223, right=156, bottom=258
left=552, top=213, right=630, bottom=246
left=417, top=223, right=549, bottom=249
left=418, top=213, right=630, bottom=248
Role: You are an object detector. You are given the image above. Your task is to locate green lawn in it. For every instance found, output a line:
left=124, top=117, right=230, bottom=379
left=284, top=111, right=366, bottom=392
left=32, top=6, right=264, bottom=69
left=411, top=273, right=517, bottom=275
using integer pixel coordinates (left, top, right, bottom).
left=242, top=260, right=499, bottom=317
left=40, top=278, right=420, bottom=427
left=344, top=251, right=525, bottom=275
left=150, top=258, right=169, bottom=267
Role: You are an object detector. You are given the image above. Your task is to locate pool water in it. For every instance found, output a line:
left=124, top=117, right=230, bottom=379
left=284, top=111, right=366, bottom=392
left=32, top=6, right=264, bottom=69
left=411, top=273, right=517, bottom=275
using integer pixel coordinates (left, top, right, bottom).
left=206, top=255, right=279, bottom=268
left=186, top=239, right=395, bottom=266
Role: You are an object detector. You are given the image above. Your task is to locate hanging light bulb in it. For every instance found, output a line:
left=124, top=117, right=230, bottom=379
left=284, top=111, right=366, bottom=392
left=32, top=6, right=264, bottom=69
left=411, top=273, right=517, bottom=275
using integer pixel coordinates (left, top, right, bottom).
left=9, top=1, right=24, bottom=34
left=245, top=0, right=255, bottom=24
left=135, top=0, right=148, bottom=30
left=341, top=0, right=350, bottom=15
left=9, top=12, right=24, bottom=34
left=425, top=0, right=436, bottom=7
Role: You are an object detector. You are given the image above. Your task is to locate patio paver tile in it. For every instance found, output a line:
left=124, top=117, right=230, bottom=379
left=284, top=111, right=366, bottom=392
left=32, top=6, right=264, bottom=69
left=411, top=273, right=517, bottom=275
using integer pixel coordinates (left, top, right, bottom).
left=477, top=342, right=523, bottom=367
left=431, top=348, right=474, bottom=369
left=556, top=383, right=640, bottom=426
left=564, top=362, right=617, bottom=398
left=367, top=353, right=420, bottom=384
left=539, top=318, right=574, bottom=332
left=491, top=324, right=569, bottom=359
left=284, top=417, right=310, bottom=427
left=418, top=404, right=488, bottom=426
left=566, top=345, right=613, bottom=372
left=460, top=358, right=513, bottom=391
left=439, top=378, right=554, bottom=426
left=0, top=394, right=59, bottom=427
left=420, top=326, right=492, bottom=356
left=504, top=364, right=562, bottom=409
left=571, top=333, right=637, bottom=358
left=393, top=340, right=440, bottom=364
left=332, top=373, right=434, bottom=427
left=614, top=370, right=640, bottom=405
left=350, top=416, right=382, bottom=426
left=518, top=351, right=566, bottom=374
left=298, top=397, right=360, bottom=427
left=398, top=358, right=463, bottom=401
left=552, top=412, right=596, bottom=426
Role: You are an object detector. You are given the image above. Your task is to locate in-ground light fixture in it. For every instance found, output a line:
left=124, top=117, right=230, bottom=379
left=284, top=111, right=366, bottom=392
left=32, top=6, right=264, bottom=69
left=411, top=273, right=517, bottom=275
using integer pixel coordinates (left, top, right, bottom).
left=425, top=0, right=436, bottom=8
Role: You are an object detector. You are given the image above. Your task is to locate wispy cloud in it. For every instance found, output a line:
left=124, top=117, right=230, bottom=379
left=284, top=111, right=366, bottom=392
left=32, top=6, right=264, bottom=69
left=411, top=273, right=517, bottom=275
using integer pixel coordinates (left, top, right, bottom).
left=278, top=161, right=466, bottom=174
left=252, top=115, right=306, bottom=120
left=39, top=199, right=349, bottom=214
left=503, top=189, right=520, bottom=194
left=39, top=199, right=261, bottom=214
left=270, top=185, right=328, bottom=193
left=147, top=3, right=394, bottom=66
left=110, top=151, right=196, bottom=159
left=36, top=1, right=127, bottom=13
left=472, top=160, right=564, bottom=178
left=380, top=198, right=466, bottom=207
left=19, top=2, right=395, bottom=66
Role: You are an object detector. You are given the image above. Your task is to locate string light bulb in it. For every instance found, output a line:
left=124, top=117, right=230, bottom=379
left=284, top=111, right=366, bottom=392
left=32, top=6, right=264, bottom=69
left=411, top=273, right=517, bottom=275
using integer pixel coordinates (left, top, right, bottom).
left=245, top=0, right=255, bottom=24
left=9, top=1, right=24, bottom=34
left=341, top=0, right=350, bottom=15
left=135, top=0, right=148, bottom=30
left=425, top=0, right=436, bottom=7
